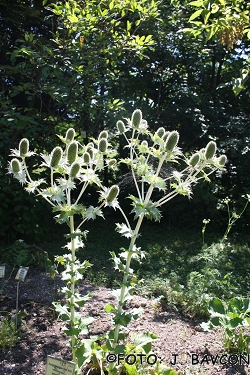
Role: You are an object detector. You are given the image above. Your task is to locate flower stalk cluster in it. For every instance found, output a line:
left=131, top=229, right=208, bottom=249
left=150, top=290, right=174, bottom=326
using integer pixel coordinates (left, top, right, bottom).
left=8, top=129, right=117, bottom=374
left=8, top=109, right=227, bottom=375
left=103, top=110, right=227, bottom=374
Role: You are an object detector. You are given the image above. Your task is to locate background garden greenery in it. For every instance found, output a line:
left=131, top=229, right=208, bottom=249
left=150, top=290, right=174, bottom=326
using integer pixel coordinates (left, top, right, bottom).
left=0, top=0, right=250, bottom=318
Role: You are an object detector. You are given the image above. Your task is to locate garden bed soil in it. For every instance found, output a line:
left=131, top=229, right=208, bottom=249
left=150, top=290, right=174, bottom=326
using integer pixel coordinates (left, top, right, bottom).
left=0, top=265, right=249, bottom=375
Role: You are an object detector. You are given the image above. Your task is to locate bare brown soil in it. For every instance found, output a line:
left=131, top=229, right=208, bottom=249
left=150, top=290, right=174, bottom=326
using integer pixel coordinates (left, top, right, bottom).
left=0, top=265, right=249, bottom=375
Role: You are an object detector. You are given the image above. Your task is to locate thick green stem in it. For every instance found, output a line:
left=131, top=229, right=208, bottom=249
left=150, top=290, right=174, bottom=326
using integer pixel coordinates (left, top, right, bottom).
left=68, top=187, right=76, bottom=363
left=111, top=214, right=144, bottom=352
left=111, top=152, right=167, bottom=354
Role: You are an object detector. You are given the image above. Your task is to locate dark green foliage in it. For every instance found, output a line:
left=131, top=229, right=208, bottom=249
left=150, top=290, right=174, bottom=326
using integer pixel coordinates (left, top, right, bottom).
left=63, top=217, right=250, bottom=318
left=0, top=174, right=55, bottom=242
left=1, top=0, right=250, bottom=241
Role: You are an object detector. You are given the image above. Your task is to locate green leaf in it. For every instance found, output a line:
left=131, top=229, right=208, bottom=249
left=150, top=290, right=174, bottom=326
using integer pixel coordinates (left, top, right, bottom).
left=74, top=292, right=92, bottom=307
left=245, top=317, right=250, bottom=326
left=203, top=11, right=211, bottom=25
left=75, top=339, right=95, bottom=367
left=130, top=331, right=158, bottom=350
left=209, top=316, right=221, bottom=327
left=205, top=24, right=216, bottom=41
left=114, top=344, right=126, bottom=354
left=243, top=298, right=250, bottom=313
left=208, top=297, right=225, bottom=315
left=142, top=174, right=166, bottom=191
left=228, top=297, right=244, bottom=314
left=68, top=14, right=78, bottom=23
left=114, top=312, right=132, bottom=327
left=85, top=206, right=104, bottom=220
left=189, top=9, right=203, bottom=22
left=53, top=302, right=70, bottom=321
left=130, top=196, right=162, bottom=221
left=157, top=364, right=178, bottom=375
left=189, top=0, right=204, bottom=6
left=229, top=317, right=243, bottom=328
left=105, top=303, right=117, bottom=313
left=116, top=223, right=134, bottom=238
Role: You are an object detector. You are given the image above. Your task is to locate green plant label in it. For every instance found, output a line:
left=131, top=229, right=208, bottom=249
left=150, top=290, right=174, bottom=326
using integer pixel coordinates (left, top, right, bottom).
left=45, top=356, right=75, bottom=375
left=0, top=266, right=5, bottom=278
left=15, top=267, right=29, bottom=282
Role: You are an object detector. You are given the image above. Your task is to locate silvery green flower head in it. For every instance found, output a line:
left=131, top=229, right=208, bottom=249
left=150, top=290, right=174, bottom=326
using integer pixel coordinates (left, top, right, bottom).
left=10, top=145, right=35, bottom=159
left=99, top=185, right=120, bottom=209
left=40, top=147, right=64, bottom=169
left=7, top=159, right=27, bottom=185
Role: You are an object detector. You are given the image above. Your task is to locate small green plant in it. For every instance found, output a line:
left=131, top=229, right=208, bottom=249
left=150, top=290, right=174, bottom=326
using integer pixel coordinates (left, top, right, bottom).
left=201, top=219, right=210, bottom=245
left=219, top=195, right=250, bottom=241
left=0, top=316, right=19, bottom=349
left=2, top=239, right=31, bottom=267
left=201, top=297, right=250, bottom=353
left=1, top=239, right=54, bottom=271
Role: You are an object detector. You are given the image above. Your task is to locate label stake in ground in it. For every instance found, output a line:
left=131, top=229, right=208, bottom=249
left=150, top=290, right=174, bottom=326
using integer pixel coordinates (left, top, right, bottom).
left=15, top=266, right=29, bottom=282
left=45, top=356, right=75, bottom=375
left=0, top=265, right=5, bottom=278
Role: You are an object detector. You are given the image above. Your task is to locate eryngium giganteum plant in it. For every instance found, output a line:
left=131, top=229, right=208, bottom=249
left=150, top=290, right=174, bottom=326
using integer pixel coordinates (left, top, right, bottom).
left=103, top=109, right=227, bottom=374
left=8, top=110, right=227, bottom=375
left=8, top=128, right=118, bottom=374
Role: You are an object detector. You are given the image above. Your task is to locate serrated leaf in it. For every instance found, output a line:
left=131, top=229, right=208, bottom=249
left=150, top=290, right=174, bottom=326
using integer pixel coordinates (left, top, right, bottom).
left=116, top=223, right=133, bottom=238
left=130, top=331, right=158, bottom=349
left=53, top=302, right=70, bottom=321
left=82, top=169, right=101, bottom=186
left=74, top=292, right=92, bottom=307
left=131, top=198, right=162, bottom=221
left=142, top=174, right=166, bottom=191
left=85, top=205, right=104, bottom=220
left=114, top=312, right=132, bottom=327
left=75, top=339, right=95, bottom=367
